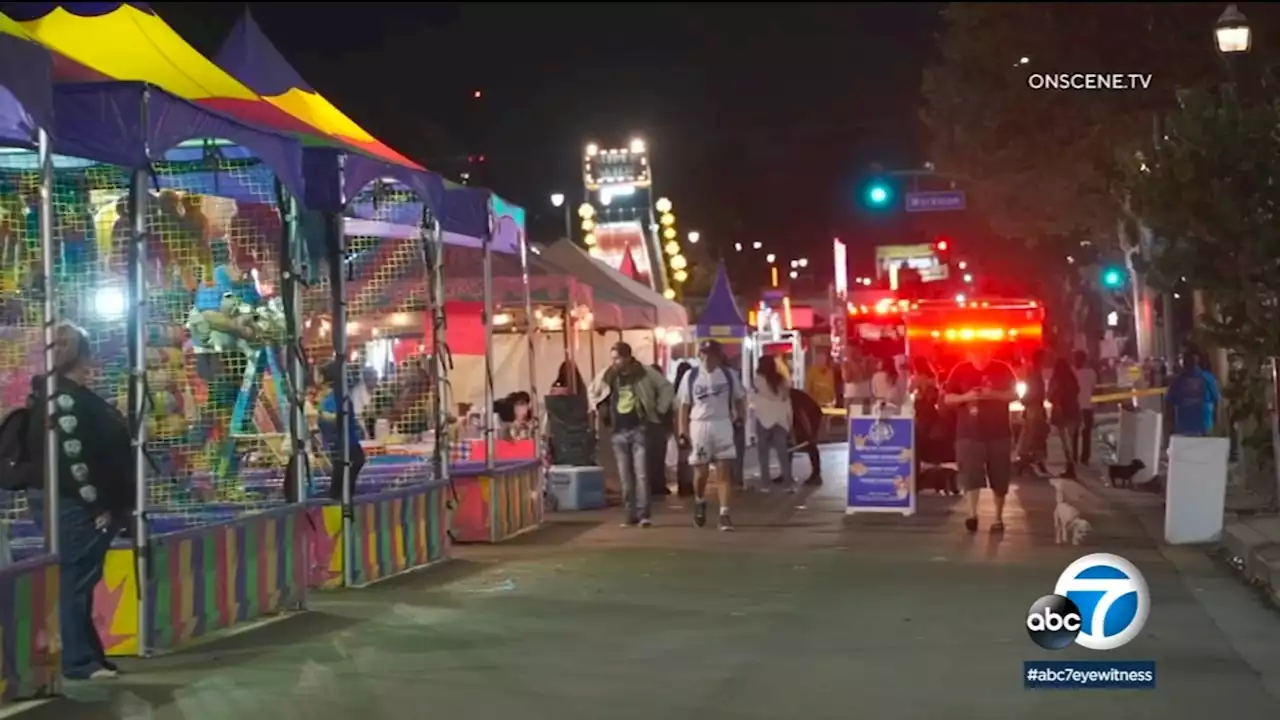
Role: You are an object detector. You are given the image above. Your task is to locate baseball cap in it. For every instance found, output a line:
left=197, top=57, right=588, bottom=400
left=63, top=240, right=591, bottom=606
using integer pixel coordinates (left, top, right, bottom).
left=698, top=340, right=723, bottom=356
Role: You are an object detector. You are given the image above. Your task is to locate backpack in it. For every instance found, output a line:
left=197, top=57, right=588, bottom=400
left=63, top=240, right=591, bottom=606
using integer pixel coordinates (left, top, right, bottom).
left=0, top=398, right=41, bottom=492
left=684, top=366, right=737, bottom=413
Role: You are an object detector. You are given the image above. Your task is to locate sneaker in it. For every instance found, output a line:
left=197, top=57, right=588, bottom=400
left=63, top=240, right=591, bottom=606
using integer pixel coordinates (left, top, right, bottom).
left=639, top=518, right=652, bottom=528
left=694, top=501, right=708, bottom=528
left=620, top=520, right=638, bottom=528
left=718, top=514, right=735, bottom=532
left=784, top=484, right=798, bottom=494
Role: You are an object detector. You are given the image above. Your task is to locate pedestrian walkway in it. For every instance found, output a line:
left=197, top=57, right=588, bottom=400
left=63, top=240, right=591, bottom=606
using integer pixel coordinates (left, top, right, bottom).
left=12, top=445, right=1280, bottom=719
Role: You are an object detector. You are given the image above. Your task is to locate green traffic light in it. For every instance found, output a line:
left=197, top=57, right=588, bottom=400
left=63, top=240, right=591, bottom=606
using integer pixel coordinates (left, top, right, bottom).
left=1101, top=268, right=1124, bottom=288
left=865, top=183, right=892, bottom=208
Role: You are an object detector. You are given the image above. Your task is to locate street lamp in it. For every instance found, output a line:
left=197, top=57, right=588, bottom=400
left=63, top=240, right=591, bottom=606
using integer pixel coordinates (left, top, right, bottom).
left=752, top=241, right=763, bottom=250
left=734, top=242, right=743, bottom=252
left=550, top=193, right=570, bottom=243
left=798, top=257, right=808, bottom=268
left=687, top=231, right=700, bottom=244
left=1215, top=4, right=1251, bottom=55
left=789, top=270, right=799, bottom=280
left=766, top=253, right=777, bottom=264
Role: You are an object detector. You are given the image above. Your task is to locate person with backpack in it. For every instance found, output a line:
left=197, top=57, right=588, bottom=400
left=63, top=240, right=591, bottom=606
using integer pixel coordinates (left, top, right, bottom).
left=10, top=322, right=134, bottom=680
left=676, top=340, right=746, bottom=531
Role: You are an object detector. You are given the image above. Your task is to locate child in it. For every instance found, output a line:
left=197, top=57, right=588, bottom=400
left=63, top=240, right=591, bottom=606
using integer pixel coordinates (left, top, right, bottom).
left=318, top=360, right=366, bottom=502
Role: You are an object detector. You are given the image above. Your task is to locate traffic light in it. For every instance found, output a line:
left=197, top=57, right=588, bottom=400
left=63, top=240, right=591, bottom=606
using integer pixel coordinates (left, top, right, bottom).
left=1100, top=266, right=1125, bottom=290
left=862, top=179, right=894, bottom=209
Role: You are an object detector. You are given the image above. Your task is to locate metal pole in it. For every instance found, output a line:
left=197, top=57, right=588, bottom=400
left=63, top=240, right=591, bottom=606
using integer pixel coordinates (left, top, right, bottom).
left=127, top=166, right=150, bottom=656
left=330, top=158, right=353, bottom=589
left=520, top=221, right=538, bottom=401
left=482, top=202, right=496, bottom=470
left=37, top=128, right=58, bottom=555
left=563, top=204, right=571, bottom=244
left=426, top=214, right=450, bottom=486
left=276, top=182, right=307, bottom=607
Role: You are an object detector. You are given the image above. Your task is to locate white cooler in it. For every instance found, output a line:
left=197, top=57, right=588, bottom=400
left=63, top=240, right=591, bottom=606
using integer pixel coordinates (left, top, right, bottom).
left=547, top=466, right=606, bottom=511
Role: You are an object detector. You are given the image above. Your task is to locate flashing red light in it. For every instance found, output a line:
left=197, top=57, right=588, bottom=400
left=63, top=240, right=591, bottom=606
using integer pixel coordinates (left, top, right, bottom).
left=478, top=155, right=486, bottom=163
left=936, top=239, right=949, bottom=251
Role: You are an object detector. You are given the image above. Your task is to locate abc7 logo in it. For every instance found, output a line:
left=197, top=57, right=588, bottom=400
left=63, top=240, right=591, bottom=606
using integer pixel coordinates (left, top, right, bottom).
left=1027, top=553, right=1151, bottom=651
left=1025, top=595, right=1083, bottom=650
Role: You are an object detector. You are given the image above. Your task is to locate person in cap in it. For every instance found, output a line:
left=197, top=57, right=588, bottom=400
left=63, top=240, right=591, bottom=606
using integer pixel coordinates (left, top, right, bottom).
left=676, top=340, right=746, bottom=531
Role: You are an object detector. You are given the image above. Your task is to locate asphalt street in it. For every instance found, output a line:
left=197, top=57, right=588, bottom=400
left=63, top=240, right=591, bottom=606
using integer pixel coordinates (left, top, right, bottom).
left=12, top=444, right=1280, bottom=720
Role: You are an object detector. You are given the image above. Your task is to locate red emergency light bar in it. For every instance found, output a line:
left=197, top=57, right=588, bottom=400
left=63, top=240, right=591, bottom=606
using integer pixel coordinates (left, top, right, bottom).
left=906, top=325, right=1044, bottom=342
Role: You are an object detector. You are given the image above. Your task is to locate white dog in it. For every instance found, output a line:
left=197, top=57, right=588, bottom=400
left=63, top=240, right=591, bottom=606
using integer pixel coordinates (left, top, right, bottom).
left=1051, top=478, right=1092, bottom=545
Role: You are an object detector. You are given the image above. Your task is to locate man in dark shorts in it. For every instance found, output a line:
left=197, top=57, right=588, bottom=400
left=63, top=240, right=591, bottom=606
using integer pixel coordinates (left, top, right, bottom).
left=943, top=344, right=1018, bottom=533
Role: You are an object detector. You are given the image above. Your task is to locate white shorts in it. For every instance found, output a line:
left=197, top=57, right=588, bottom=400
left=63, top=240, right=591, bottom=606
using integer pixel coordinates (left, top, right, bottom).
left=689, top=420, right=737, bottom=465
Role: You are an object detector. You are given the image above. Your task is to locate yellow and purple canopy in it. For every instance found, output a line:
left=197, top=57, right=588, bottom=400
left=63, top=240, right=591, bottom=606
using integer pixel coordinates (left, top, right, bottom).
left=0, top=14, right=51, bottom=145
left=1, top=3, right=419, bottom=170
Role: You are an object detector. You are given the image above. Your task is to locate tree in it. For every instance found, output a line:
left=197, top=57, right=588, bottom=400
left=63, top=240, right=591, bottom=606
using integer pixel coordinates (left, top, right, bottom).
left=1119, top=87, right=1280, bottom=496
left=922, top=3, right=1228, bottom=243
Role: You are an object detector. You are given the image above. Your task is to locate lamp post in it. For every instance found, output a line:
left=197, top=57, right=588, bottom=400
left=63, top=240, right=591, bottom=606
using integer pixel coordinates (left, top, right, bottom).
left=1215, top=4, right=1252, bottom=56
left=550, top=192, right=570, bottom=243
left=1215, top=4, right=1252, bottom=99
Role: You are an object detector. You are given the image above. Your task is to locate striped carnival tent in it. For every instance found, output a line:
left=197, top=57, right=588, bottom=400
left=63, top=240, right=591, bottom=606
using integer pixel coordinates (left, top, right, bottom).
left=695, top=263, right=748, bottom=343
left=1, top=2, right=420, bottom=170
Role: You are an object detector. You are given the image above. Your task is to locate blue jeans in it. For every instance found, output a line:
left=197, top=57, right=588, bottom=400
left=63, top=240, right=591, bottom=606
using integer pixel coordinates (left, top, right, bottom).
left=612, top=426, right=649, bottom=522
left=755, top=422, right=793, bottom=487
left=29, top=495, right=117, bottom=677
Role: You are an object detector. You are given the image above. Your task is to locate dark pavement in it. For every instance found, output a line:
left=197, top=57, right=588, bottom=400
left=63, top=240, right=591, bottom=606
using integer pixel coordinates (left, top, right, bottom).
left=11, top=444, right=1280, bottom=719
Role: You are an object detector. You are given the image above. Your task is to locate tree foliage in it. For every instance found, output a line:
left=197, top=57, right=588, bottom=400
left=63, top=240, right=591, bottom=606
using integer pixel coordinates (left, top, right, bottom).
left=1120, top=88, right=1280, bottom=450
left=922, top=3, right=1229, bottom=244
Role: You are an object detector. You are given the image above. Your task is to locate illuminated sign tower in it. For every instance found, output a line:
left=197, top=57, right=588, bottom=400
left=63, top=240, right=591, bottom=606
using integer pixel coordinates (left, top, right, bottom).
left=579, top=138, right=681, bottom=297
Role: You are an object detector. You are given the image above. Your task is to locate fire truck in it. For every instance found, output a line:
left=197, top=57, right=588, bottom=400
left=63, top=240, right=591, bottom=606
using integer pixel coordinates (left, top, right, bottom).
left=836, top=294, right=1045, bottom=374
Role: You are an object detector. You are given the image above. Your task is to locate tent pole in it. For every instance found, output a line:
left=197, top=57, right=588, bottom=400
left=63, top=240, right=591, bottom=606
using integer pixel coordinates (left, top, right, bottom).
left=37, top=128, right=59, bottom=557
left=330, top=156, right=353, bottom=589
left=276, top=181, right=307, bottom=609
left=426, top=214, right=450, bottom=489
left=483, top=204, right=496, bottom=470
left=589, top=329, right=597, bottom=380
left=519, top=223, right=537, bottom=406
left=127, top=166, right=151, bottom=656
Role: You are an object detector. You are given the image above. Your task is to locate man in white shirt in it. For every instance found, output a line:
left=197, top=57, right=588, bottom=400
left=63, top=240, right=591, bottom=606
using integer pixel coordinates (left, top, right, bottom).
left=1072, top=350, right=1099, bottom=465
left=677, top=340, right=746, bottom=530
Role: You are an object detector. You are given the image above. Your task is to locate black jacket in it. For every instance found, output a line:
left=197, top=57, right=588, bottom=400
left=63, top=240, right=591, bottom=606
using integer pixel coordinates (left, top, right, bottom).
left=31, top=375, right=135, bottom=515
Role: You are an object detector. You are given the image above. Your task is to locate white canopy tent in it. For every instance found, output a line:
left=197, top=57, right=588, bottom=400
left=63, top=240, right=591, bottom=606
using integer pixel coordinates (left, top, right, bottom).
left=541, top=240, right=688, bottom=329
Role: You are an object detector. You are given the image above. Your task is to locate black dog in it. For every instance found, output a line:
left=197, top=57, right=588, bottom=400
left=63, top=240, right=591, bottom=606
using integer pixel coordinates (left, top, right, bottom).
left=1107, top=459, right=1146, bottom=489
left=918, top=466, right=960, bottom=495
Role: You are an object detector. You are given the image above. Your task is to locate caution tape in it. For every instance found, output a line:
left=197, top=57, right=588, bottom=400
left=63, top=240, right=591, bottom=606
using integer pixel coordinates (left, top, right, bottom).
left=818, top=386, right=1166, bottom=417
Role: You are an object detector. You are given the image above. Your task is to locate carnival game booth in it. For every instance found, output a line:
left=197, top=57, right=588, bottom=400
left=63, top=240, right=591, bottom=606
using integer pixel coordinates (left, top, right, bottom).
left=432, top=195, right=606, bottom=543
left=0, top=82, right=312, bottom=660
left=0, top=19, right=60, bottom=704
left=0, top=2, right=448, bottom=662
left=217, top=11, right=458, bottom=589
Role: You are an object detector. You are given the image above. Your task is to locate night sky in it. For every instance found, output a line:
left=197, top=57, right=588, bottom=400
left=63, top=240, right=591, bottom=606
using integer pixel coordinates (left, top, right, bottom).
left=157, top=2, right=943, bottom=286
